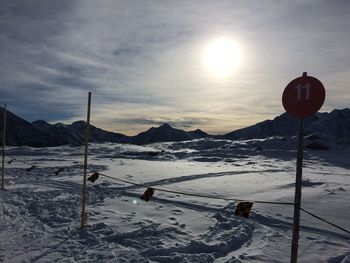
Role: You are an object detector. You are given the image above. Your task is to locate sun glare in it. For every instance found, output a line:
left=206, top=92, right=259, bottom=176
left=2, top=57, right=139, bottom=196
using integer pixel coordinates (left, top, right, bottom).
left=202, top=37, right=242, bottom=77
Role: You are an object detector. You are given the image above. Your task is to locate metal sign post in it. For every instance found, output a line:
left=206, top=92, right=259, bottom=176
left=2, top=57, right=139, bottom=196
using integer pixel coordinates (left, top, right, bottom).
left=290, top=118, right=304, bottom=263
left=1, top=104, right=7, bottom=189
left=282, top=72, right=325, bottom=263
left=80, top=92, right=92, bottom=229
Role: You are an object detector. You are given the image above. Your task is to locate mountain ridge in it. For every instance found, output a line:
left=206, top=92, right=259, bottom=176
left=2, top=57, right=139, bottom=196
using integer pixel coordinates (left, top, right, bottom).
left=222, top=109, right=350, bottom=141
left=0, top=107, right=349, bottom=147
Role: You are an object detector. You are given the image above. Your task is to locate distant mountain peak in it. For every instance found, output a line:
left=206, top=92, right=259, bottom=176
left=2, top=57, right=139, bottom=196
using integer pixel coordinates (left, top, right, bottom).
left=54, top=122, right=66, bottom=128
left=70, top=120, right=87, bottom=129
left=32, top=120, right=49, bottom=125
left=159, top=123, right=173, bottom=129
left=72, top=120, right=86, bottom=125
left=187, top=128, right=209, bottom=139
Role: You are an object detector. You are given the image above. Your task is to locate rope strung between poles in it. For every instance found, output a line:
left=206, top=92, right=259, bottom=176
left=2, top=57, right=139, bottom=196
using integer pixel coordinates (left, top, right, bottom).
left=298, top=206, right=350, bottom=235
left=7, top=157, right=36, bottom=167
left=6, top=155, right=69, bottom=175
left=90, top=170, right=350, bottom=235
left=92, top=170, right=294, bottom=206
left=5, top=155, right=350, bottom=235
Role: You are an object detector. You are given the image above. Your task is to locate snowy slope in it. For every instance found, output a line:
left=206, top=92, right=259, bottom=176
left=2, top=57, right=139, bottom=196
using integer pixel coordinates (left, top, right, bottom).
left=0, top=139, right=349, bottom=262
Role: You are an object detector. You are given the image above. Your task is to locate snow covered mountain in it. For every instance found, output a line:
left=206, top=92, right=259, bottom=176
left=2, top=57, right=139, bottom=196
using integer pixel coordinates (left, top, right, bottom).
left=223, top=108, right=350, bottom=141
left=306, top=109, right=350, bottom=139
left=0, top=107, right=349, bottom=147
left=32, top=120, right=131, bottom=146
left=132, top=123, right=209, bottom=145
left=66, top=120, right=131, bottom=144
left=0, top=110, right=53, bottom=147
left=32, top=120, right=78, bottom=145
left=0, top=108, right=209, bottom=147
left=0, top=108, right=132, bottom=147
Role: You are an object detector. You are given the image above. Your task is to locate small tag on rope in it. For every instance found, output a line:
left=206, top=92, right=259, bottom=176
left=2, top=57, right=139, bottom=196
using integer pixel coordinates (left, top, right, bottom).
left=140, top=188, right=155, bottom=202
left=7, top=159, right=14, bottom=164
left=87, top=172, right=99, bottom=183
left=25, top=165, right=36, bottom=172
left=54, top=167, right=65, bottom=175
left=234, top=202, right=254, bottom=218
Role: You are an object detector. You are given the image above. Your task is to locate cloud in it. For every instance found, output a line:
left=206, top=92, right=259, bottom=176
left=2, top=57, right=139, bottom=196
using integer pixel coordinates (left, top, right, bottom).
left=1, top=0, right=349, bottom=134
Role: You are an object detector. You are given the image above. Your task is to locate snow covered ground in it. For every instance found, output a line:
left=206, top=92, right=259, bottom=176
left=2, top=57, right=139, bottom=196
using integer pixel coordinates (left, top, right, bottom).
left=0, top=138, right=349, bottom=262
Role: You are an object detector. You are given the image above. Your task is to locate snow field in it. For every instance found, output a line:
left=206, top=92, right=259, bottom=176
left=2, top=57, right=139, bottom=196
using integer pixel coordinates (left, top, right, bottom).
left=0, top=139, right=349, bottom=262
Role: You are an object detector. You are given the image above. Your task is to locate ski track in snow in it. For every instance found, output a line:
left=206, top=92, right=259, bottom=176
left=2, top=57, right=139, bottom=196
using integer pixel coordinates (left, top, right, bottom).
left=1, top=140, right=350, bottom=262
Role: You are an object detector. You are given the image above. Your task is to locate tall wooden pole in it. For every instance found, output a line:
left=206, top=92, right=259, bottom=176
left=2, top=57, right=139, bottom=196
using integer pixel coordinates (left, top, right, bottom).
left=1, top=104, right=7, bottom=190
left=80, top=92, right=92, bottom=229
left=290, top=117, right=304, bottom=263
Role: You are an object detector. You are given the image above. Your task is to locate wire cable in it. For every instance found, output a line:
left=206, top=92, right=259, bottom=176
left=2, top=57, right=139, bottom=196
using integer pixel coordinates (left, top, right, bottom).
left=6, top=155, right=70, bottom=175
left=92, top=170, right=350, bottom=235
left=8, top=157, right=36, bottom=167
left=95, top=170, right=294, bottom=206
left=5, top=155, right=350, bottom=235
left=298, top=206, right=350, bottom=235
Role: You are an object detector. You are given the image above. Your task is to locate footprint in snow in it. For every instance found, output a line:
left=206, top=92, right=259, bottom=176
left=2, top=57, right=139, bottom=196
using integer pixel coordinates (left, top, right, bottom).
left=171, top=209, right=183, bottom=215
left=168, top=217, right=179, bottom=225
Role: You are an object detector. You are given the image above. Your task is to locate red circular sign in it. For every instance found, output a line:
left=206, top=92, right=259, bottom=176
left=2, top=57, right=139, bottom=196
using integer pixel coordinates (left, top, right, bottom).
left=282, top=74, right=326, bottom=118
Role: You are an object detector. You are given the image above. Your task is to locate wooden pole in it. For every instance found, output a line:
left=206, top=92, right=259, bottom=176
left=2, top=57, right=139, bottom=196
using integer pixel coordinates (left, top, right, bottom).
left=80, top=92, right=92, bottom=229
left=1, top=104, right=7, bottom=190
left=290, top=117, right=304, bottom=263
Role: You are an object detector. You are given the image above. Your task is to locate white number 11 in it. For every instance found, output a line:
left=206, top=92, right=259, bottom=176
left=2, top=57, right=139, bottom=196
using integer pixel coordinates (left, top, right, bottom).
left=294, top=83, right=310, bottom=100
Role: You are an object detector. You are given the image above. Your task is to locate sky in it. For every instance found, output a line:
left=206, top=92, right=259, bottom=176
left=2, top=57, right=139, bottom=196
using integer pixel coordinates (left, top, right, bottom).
left=1, top=0, right=349, bottom=135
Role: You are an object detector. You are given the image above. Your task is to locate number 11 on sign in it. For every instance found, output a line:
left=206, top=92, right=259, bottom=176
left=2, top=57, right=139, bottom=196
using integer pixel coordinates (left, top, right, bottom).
left=294, top=83, right=310, bottom=100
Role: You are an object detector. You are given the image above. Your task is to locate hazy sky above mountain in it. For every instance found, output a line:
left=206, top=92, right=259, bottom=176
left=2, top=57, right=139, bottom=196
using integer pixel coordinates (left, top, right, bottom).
left=1, top=0, right=349, bottom=135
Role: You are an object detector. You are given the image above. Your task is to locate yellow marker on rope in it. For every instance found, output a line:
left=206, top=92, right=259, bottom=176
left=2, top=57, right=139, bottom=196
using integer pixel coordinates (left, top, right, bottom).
left=87, top=172, right=99, bottom=183
left=54, top=167, right=65, bottom=175
left=25, top=165, right=36, bottom=172
left=234, top=202, right=254, bottom=218
left=140, top=188, right=155, bottom=202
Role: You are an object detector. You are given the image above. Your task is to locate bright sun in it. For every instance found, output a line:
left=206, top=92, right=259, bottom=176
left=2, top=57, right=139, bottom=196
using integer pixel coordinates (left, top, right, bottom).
left=202, top=37, right=242, bottom=77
